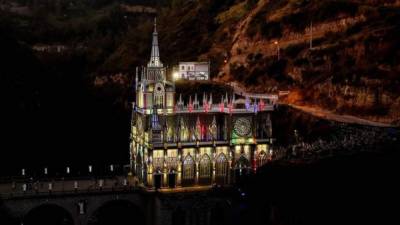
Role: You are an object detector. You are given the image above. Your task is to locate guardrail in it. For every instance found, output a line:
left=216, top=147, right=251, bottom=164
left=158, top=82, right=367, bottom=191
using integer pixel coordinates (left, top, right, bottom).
left=1, top=186, right=143, bottom=199
left=0, top=176, right=142, bottom=199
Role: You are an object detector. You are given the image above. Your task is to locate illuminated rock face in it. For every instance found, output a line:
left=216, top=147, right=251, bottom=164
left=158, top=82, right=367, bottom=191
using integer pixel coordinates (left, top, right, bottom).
left=130, top=19, right=276, bottom=189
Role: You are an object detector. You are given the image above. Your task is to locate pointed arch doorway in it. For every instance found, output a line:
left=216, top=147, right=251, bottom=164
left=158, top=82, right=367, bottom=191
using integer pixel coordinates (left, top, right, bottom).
left=234, top=155, right=250, bottom=184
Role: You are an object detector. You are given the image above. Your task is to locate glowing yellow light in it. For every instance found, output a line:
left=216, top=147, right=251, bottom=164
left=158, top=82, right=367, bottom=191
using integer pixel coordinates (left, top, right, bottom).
left=173, top=72, right=180, bottom=80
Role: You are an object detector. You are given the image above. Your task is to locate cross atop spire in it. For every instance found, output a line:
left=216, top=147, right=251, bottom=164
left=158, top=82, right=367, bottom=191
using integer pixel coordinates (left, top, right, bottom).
left=148, top=17, right=163, bottom=68
left=154, top=17, right=157, bottom=33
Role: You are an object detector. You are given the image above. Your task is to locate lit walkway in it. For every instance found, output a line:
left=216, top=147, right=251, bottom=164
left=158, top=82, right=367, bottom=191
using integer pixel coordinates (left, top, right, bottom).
left=0, top=177, right=219, bottom=198
left=229, top=82, right=279, bottom=101
left=288, top=104, right=397, bottom=128
left=147, top=185, right=213, bottom=193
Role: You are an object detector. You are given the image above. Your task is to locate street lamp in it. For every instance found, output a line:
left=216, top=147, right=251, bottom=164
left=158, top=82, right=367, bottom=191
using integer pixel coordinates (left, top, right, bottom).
left=274, top=41, right=280, bottom=60
left=173, top=72, right=179, bottom=81
left=294, top=129, right=299, bottom=144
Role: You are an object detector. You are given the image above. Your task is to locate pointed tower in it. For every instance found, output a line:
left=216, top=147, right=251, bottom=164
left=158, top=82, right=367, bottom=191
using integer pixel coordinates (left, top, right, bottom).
left=177, top=94, right=184, bottom=110
left=210, top=115, right=217, bottom=140
left=188, top=96, right=193, bottom=112
left=148, top=18, right=163, bottom=68
left=196, top=116, right=201, bottom=141
left=219, top=95, right=224, bottom=112
left=193, top=93, right=199, bottom=109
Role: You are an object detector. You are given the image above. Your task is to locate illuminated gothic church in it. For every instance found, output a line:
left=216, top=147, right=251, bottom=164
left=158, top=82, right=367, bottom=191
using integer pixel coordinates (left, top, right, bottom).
left=130, top=19, right=276, bottom=189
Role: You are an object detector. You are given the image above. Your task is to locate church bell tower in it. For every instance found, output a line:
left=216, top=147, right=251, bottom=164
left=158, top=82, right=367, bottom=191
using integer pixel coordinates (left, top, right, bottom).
left=134, top=18, right=175, bottom=112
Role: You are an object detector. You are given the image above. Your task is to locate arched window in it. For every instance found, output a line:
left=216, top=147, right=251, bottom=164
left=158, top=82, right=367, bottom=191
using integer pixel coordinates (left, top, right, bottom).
left=183, top=155, right=195, bottom=180
left=154, top=83, right=164, bottom=108
left=199, top=154, right=212, bottom=178
left=257, top=151, right=268, bottom=167
left=155, top=95, right=164, bottom=108
left=215, top=153, right=228, bottom=177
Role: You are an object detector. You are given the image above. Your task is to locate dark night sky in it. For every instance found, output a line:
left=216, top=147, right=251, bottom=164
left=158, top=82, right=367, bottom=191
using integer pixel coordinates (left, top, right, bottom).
left=0, top=35, right=131, bottom=177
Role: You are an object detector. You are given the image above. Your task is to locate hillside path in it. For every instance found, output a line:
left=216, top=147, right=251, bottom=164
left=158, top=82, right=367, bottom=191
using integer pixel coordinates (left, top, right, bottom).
left=287, top=104, right=396, bottom=128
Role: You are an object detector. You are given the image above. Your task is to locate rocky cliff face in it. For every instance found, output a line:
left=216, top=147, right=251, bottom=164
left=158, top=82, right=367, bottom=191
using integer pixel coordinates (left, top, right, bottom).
left=187, top=0, right=400, bottom=125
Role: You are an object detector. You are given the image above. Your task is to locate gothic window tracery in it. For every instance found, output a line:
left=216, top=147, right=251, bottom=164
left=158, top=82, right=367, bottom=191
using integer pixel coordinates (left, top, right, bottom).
left=257, top=151, right=268, bottom=167
left=183, top=155, right=195, bottom=180
left=152, top=150, right=164, bottom=172
left=166, top=150, right=178, bottom=170
left=199, top=154, right=212, bottom=178
left=234, top=118, right=251, bottom=137
left=215, top=153, right=228, bottom=178
left=154, top=83, right=164, bottom=108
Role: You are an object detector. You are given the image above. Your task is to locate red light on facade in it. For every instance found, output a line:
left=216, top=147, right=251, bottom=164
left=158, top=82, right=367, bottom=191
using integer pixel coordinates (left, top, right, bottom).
left=219, top=103, right=224, bottom=112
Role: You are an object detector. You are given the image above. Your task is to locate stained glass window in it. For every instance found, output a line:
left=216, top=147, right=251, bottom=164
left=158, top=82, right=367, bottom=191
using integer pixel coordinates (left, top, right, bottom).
left=234, top=118, right=251, bottom=137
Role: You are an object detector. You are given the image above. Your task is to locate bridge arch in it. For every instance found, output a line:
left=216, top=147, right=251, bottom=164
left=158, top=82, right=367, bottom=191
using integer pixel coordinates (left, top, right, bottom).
left=87, top=199, right=145, bottom=225
left=23, top=203, right=74, bottom=225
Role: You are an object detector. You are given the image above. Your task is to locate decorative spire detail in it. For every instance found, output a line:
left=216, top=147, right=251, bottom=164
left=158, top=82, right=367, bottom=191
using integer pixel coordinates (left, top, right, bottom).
left=194, top=93, right=199, bottom=109
left=188, top=96, right=193, bottom=112
left=177, top=94, right=184, bottom=110
left=148, top=18, right=163, bottom=68
left=219, top=96, right=224, bottom=112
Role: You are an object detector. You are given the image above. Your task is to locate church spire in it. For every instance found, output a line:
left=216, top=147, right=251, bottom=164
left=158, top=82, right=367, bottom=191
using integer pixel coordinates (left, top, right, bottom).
left=148, top=18, right=163, bottom=68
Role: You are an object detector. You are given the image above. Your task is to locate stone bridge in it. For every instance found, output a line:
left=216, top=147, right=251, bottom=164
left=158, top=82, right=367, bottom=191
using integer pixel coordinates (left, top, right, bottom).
left=1, top=180, right=232, bottom=225
left=3, top=190, right=147, bottom=225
